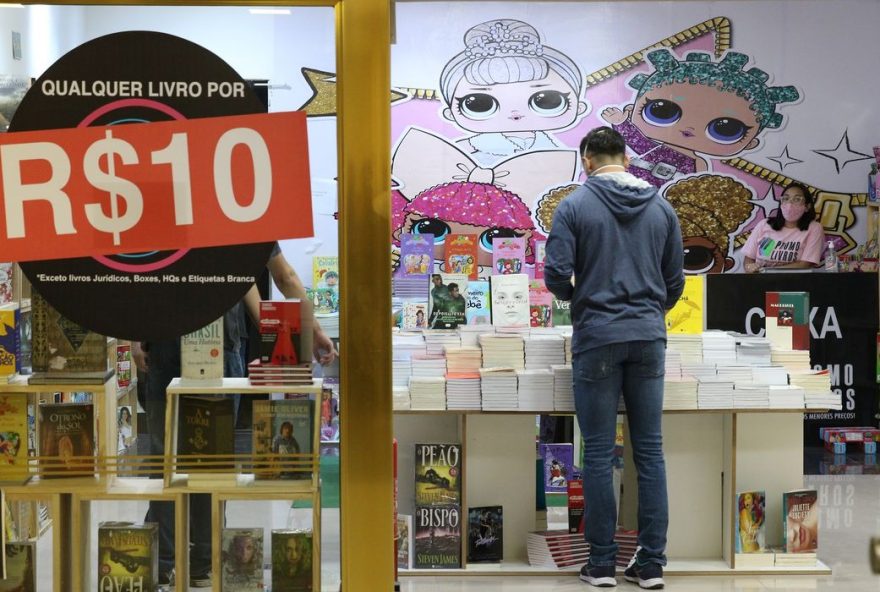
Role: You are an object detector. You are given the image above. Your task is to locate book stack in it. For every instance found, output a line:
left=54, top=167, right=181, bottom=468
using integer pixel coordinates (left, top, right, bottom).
left=254, top=300, right=313, bottom=386
left=393, top=332, right=427, bottom=359
left=423, top=330, right=460, bottom=356
left=393, top=386, right=411, bottom=411
left=769, top=385, right=805, bottom=409
left=681, top=362, right=717, bottom=381
left=614, top=529, right=639, bottom=568
left=524, top=335, right=566, bottom=370
left=479, top=334, right=525, bottom=370
left=667, top=334, right=702, bottom=363
left=752, top=366, right=790, bottom=386
left=445, top=372, right=482, bottom=410
left=393, top=358, right=412, bottom=388
left=663, top=376, right=698, bottom=410
left=563, top=334, right=572, bottom=364
left=733, top=334, right=772, bottom=366
left=479, top=367, right=519, bottom=411
left=393, top=276, right=429, bottom=300
left=770, top=348, right=811, bottom=372
left=551, top=365, right=574, bottom=412
left=697, top=378, right=734, bottom=409
left=444, top=346, right=482, bottom=373
left=495, top=325, right=531, bottom=336
left=790, top=370, right=840, bottom=409
left=526, top=531, right=589, bottom=568
left=516, top=369, right=554, bottom=411
left=733, top=385, right=770, bottom=408
left=409, top=377, right=446, bottom=410
left=716, top=365, right=754, bottom=385
left=410, top=354, right=447, bottom=379
left=665, top=349, right=683, bottom=379
left=774, top=551, right=817, bottom=566
left=457, top=324, right=495, bottom=347
left=248, top=361, right=314, bottom=386
left=701, top=331, right=737, bottom=365
left=316, top=312, right=339, bottom=339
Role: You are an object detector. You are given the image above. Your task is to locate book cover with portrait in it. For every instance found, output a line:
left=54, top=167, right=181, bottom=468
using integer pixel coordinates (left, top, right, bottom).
left=492, top=237, right=525, bottom=275
left=490, top=274, right=529, bottom=327
left=252, top=399, right=314, bottom=480
left=221, top=527, right=264, bottom=591
left=443, top=234, right=478, bottom=280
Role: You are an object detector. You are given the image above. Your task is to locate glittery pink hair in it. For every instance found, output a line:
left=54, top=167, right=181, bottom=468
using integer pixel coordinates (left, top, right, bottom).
left=400, top=181, right=542, bottom=263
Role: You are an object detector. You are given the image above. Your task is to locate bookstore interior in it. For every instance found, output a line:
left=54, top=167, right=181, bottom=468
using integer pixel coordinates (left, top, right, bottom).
left=0, top=2, right=879, bottom=592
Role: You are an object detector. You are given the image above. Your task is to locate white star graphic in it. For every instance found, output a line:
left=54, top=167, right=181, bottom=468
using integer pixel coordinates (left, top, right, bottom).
left=813, top=130, right=873, bottom=173
left=768, top=145, right=803, bottom=170
left=748, top=184, right=779, bottom=218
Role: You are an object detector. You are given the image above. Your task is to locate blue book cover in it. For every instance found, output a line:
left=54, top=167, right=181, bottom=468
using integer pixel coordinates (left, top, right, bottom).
left=539, top=443, right=573, bottom=493
left=0, top=303, right=20, bottom=375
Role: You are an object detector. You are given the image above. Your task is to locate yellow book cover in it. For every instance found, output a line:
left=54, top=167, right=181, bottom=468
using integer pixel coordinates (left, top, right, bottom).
left=665, top=275, right=704, bottom=334
left=0, top=394, right=28, bottom=482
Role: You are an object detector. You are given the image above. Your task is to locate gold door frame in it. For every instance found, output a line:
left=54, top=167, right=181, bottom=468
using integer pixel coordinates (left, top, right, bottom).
left=21, top=1, right=393, bottom=590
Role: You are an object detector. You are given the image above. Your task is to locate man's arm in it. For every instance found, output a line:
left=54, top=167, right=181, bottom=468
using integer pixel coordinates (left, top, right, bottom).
left=543, top=200, right=576, bottom=302
left=268, top=249, right=338, bottom=365
left=662, top=213, right=685, bottom=310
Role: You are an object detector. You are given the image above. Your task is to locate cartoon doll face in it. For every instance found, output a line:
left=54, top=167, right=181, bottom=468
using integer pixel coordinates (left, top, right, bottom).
left=402, top=215, right=532, bottom=269
left=632, top=81, right=761, bottom=157
left=445, top=69, right=585, bottom=135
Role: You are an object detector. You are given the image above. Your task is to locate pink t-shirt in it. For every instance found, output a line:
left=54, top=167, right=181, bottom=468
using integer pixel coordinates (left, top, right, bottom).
left=742, top=220, right=825, bottom=267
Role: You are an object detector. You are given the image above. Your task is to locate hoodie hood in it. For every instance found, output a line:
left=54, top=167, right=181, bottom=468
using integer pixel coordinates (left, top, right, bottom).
left=588, top=172, right=657, bottom=222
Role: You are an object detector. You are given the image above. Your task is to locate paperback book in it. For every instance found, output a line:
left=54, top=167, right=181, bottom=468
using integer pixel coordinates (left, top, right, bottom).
left=177, top=395, right=234, bottom=472
left=765, top=292, right=810, bottom=351
left=415, top=443, right=461, bottom=506
left=490, top=274, right=530, bottom=327
left=783, top=489, right=818, bottom=553
left=39, top=402, right=94, bottom=477
left=0, top=303, right=20, bottom=377
left=464, top=280, right=491, bottom=325
left=221, top=527, right=264, bottom=592
left=0, top=263, right=12, bottom=305
left=312, top=256, right=339, bottom=292
left=0, top=542, right=35, bottom=592
left=97, top=522, right=158, bottom=592
left=259, top=300, right=312, bottom=369
left=115, top=343, right=132, bottom=389
left=180, top=316, right=224, bottom=383
left=467, top=506, right=503, bottom=563
left=534, top=240, right=546, bottom=279
left=539, top=443, right=573, bottom=493
left=414, top=505, right=462, bottom=569
left=492, top=237, right=526, bottom=275
left=398, top=233, right=434, bottom=279
left=0, top=393, right=28, bottom=483
left=443, top=234, right=478, bottom=280
left=396, top=514, right=412, bottom=570
left=529, top=281, right=553, bottom=328
left=568, top=479, right=585, bottom=533
left=735, top=491, right=766, bottom=553
left=252, top=399, right=314, bottom=480
left=271, top=529, right=313, bottom=591
left=306, top=288, right=339, bottom=314
left=428, top=274, right=468, bottom=330
left=402, top=301, right=429, bottom=330
left=552, top=298, right=572, bottom=327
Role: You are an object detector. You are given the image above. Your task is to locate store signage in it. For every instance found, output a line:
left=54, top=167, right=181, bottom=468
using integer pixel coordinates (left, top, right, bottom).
left=1, top=111, right=310, bottom=261
left=8, top=31, right=310, bottom=341
left=706, top=273, right=879, bottom=449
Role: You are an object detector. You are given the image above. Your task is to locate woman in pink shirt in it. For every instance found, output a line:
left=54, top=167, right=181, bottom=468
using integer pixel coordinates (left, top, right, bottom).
left=742, top=182, right=825, bottom=272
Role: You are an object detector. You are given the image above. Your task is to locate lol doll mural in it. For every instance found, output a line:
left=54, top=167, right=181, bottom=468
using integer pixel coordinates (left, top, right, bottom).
left=601, top=49, right=800, bottom=187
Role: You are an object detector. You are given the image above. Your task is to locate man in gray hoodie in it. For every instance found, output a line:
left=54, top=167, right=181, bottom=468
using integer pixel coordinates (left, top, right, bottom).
left=544, top=126, right=684, bottom=590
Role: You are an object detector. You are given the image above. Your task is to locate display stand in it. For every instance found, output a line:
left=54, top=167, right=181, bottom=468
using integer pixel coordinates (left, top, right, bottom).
left=396, top=407, right=832, bottom=577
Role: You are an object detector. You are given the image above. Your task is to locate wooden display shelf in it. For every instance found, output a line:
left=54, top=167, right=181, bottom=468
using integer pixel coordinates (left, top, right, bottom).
left=4, top=491, right=66, bottom=591
left=165, top=376, right=322, bottom=394
left=166, top=472, right=318, bottom=493
left=394, top=407, right=832, bottom=415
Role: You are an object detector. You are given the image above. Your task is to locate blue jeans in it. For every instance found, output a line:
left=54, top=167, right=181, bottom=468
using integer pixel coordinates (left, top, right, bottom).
left=572, top=339, right=668, bottom=567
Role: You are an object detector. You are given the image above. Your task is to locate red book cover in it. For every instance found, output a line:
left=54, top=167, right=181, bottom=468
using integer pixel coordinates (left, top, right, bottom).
left=443, top=234, right=478, bottom=280
left=568, top=479, right=585, bottom=533
left=259, top=300, right=308, bottom=367
left=764, top=291, right=810, bottom=350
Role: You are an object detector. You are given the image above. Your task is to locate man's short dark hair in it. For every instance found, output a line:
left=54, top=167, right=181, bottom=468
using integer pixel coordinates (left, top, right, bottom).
left=447, top=282, right=459, bottom=292
left=581, top=126, right=627, bottom=158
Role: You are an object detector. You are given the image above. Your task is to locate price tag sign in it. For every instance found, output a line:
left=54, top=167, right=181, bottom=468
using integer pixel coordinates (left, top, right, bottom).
left=1, top=111, right=311, bottom=261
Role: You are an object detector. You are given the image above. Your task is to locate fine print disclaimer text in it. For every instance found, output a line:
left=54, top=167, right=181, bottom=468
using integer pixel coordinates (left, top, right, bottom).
left=35, top=273, right=256, bottom=285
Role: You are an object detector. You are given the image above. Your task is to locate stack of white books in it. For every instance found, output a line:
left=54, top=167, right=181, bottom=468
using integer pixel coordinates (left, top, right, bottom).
left=716, top=365, right=754, bottom=385
left=316, top=312, right=339, bottom=339
left=392, top=358, right=411, bottom=388
left=790, top=370, right=840, bottom=409
left=392, top=386, right=411, bottom=411
left=702, top=331, right=737, bottom=365
left=392, top=332, right=427, bottom=359
left=495, top=325, right=531, bottom=336
left=752, top=366, right=790, bottom=386
left=768, top=385, right=805, bottom=408
left=733, top=333, right=772, bottom=366
left=667, top=334, right=703, bottom=363
left=733, top=384, right=770, bottom=408
left=770, top=349, right=811, bottom=372
left=663, top=376, right=698, bottom=410
left=409, top=376, right=446, bottom=410
left=697, top=378, right=735, bottom=409
left=551, top=364, right=574, bottom=412
left=444, top=346, right=482, bottom=373
left=681, top=362, right=717, bottom=381
left=457, top=324, right=495, bottom=347
left=516, top=369, right=555, bottom=411
left=563, top=334, right=573, bottom=364
left=479, top=334, right=525, bottom=370
left=665, top=349, right=683, bottom=379
left=479, top=367, right=519, bottom=411
left=423, top=330, right=461, bottom=356
left=524, top=335, right=566, bottom=370
left=445, top=372, right=482, bottom=410
left=410, top=354, right=447, bottom=378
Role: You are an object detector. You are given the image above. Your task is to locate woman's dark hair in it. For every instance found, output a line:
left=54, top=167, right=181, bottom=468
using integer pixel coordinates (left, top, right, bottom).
left=768, top=182, right=816, bottom=231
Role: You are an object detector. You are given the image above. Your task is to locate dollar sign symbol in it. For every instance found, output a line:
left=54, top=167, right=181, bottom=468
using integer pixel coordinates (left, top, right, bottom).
left=83, top=129, right=144, bottom=246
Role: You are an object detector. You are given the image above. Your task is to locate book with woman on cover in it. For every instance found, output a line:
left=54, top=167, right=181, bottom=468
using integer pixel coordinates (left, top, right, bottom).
left=783, top=489, right=818, bottom=553
left=272, top=529, right=313, bottom=591
left=222, top=527, right=264, bottom=591
left=735, top=490, right=766, bottom=553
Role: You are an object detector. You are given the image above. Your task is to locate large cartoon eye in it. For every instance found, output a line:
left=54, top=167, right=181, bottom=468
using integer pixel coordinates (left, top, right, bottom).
left=683, top=243, right=716, bottom=273
left=411, top=218, right=451, bottom=243
left=479, top=227, right=522, bottom=252
left=705, top=117, right=750, bottom=144
left=641, top=99, right=682, bottom=127
left=457, top=94, right=499, bottom=120
left=528, top=91, right=570, bottom=116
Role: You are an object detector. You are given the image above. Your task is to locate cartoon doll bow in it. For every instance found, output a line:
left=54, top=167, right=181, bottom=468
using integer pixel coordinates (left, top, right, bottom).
left=392, top=128, right=578, bottom=202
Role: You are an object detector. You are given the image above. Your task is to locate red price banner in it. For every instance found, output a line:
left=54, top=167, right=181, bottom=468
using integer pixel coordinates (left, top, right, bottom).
left=0, top=111, right=312, bottom=262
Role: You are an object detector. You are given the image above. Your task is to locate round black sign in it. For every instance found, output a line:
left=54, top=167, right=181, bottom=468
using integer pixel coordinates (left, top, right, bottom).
left=10, top=31, right=275, bottom=341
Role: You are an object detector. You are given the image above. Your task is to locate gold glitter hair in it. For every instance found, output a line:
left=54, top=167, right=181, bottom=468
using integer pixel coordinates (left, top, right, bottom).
left=663, top=174, right=754, bottom=254
left=535, top=184, right=581, bottom=233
